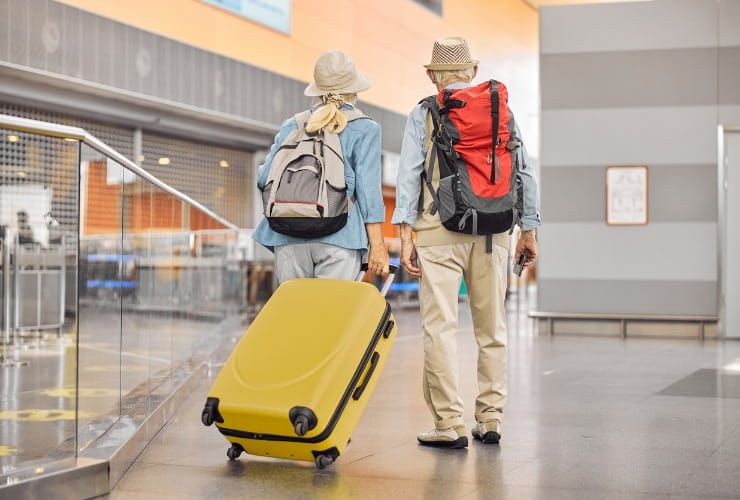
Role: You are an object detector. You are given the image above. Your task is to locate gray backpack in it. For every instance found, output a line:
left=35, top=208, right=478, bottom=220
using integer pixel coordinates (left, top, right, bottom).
left=261, top=108, right=367, bottom=238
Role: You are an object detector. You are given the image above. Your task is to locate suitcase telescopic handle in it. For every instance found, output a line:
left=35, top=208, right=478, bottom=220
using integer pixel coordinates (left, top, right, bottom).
left=357, top=263, right=399, bottom=297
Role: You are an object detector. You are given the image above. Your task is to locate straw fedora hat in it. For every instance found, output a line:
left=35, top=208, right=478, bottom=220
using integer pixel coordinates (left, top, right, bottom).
left=304, top=51, right=372, bottom=97
left=424, top=37, right=479, bottom=70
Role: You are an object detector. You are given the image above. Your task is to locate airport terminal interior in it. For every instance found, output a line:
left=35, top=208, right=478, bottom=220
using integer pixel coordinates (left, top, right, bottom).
left=1, top=0, right=740, bottom=498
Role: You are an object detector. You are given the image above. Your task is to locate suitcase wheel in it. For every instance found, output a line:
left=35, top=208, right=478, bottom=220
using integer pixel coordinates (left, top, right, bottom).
left=289, top=407, right=317, bottom=436
left=227, top=444, right=244, bottom=461
left=294, top=415, right=309, bottom=436
left=202, top=398, right=223, bottom=427
left=315, top=454, right=334, bottom=470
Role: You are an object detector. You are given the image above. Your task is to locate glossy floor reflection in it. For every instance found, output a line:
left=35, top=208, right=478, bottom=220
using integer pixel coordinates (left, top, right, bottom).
left=0, top=312, right=237, bottom=479
left=107, top=302, right=740, bottom=500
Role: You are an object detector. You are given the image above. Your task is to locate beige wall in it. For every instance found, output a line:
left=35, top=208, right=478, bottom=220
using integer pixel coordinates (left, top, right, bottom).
left=56, top=0, right=539, bottom=152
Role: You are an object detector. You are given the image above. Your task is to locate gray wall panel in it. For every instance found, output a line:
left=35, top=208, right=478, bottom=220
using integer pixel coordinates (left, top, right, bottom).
left=720, top=105, right=740, bottom=126
left=541, top=49, right=717, bottom=110
left=542, top=165, right=717, bottom=223
left=541, top=166, right=605, bottom=223
left=541, top=0, right=718, bottom=55
left=1, top=1, right=8, bottom=62
left=538, top=222, right=717, bottom=282
left=539, top=0, right=726, bottom=319
left=720, top=0, right=740, bottom=47
left=719, top=46, right=740, bottom=105
left=8, top=0, right=31, bottom=66
left=45, top=0, right=64, bottom=75
left=541, top=106, right=718, bottom=167
left=538, top=279, right=718, bottom=316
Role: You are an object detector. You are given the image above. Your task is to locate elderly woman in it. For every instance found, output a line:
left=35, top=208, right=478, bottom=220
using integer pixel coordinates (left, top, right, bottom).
left=254, top=51, right=389, bottom=283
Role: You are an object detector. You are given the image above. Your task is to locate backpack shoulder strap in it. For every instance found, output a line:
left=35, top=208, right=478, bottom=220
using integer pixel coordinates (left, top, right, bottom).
left=294, top=110, right=313, bottom=131
left=419, top=96, right=440, bottom=127
left=418, top=97, right=441, bottom=215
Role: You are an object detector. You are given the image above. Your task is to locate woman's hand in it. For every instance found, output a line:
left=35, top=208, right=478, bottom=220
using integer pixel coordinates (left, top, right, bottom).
left=368, top=242, right=390, bottom=276
left=365, top=223, right=390, bottom=276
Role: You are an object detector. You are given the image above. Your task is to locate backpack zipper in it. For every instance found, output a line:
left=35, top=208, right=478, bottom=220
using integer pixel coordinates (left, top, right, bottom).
left=489, top=137, right=503, bottom=184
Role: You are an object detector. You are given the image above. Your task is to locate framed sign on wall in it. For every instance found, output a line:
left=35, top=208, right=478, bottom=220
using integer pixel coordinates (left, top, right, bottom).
left=606, top=165, right=648, bottom=226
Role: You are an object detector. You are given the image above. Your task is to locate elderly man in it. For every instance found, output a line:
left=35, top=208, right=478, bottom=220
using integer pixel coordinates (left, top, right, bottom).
left=392, top=37, right=541, bottom=448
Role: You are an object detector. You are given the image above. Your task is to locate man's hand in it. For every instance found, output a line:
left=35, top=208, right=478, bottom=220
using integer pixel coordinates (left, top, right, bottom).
left=400, top=223, right=421, bottom=278
left=515, top=229, right=538, bottom=269
left=401, top=238, right=421, bottom=278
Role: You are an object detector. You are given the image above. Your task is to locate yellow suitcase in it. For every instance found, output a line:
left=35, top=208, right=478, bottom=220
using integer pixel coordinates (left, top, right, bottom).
left=202, top=265, right=398, bottom=469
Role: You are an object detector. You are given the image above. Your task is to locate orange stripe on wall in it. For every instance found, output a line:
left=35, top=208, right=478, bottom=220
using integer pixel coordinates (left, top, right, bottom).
left=55, top=0, right=537, bottom=118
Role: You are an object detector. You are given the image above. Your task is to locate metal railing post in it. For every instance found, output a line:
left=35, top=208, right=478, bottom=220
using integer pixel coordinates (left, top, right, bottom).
left=1, top=237, right=10, bottom=347
left=0, top=234, right=27, bottom=367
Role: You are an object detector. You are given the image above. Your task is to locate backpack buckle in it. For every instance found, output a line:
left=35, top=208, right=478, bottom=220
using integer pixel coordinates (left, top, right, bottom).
left=506, top=139, right=521, bottom=151
left=486, top=149, right=493, bottom=164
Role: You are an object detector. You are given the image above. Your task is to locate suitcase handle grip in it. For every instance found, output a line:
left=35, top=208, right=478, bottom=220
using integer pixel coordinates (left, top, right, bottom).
left=352, top=352, right=380, bottom=401
left=357, top=264, right=399, bottom=297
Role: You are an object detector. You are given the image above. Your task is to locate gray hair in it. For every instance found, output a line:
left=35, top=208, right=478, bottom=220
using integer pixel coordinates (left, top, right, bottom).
left=430, top=68, right=476, bottom=87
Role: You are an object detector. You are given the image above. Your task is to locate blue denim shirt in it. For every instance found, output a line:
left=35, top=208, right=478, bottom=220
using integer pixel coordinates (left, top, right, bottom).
left=253, top=105, right=385, bottom=252
left=391, top=82, right=541, bottom=231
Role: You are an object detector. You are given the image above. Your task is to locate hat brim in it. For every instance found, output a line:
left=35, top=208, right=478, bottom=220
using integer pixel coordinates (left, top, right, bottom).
left=304, top=71, right=372, bottom=97
left=423, top=61, right=479, bottom=70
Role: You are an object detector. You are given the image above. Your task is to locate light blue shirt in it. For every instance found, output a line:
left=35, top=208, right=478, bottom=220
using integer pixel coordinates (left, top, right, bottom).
left=253, top=105, right=385, bottom=252
left=391, top=82, right=541, bottom=231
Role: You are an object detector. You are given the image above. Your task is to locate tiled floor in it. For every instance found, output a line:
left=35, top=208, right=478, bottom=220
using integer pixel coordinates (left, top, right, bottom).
left=108, top=304, right=740, bottom=500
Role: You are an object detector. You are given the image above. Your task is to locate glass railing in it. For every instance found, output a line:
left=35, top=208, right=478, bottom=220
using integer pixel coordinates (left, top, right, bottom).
left=0, top=114, right=248, bottom=488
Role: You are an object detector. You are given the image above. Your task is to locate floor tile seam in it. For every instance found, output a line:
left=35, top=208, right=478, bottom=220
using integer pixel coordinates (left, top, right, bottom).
left=337, top=449, right=382, bottom=466
left=497, top=475, right=682, bottom=497
left=112, top=485, right=203, bottom=498
left=668, top=494, right=740, bottom=500
left=708, top=426, right=740, bottom=457
left=306, top=468, right=506, bottom=487
left=336, top=458, right=534, bottom=485
left=462, top=483, right=674, bottom=499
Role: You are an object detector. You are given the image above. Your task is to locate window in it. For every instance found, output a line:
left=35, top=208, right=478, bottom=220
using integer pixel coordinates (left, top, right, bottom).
left=412, top=0, right=443, bottom=15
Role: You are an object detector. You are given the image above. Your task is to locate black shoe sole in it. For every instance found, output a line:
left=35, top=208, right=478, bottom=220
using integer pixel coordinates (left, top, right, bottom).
left=473, top=431, right=501, bottom=444
left=417, top=436, right=469, bottom=449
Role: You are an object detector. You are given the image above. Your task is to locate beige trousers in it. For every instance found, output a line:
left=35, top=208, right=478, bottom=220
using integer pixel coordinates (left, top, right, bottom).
left=417, top=234, right=510, bottom=430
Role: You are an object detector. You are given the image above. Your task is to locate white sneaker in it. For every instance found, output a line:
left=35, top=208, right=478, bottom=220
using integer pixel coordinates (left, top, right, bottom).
left=417, top=426, right=468, bottom=449
left=471, top=421, right=501, bottom=444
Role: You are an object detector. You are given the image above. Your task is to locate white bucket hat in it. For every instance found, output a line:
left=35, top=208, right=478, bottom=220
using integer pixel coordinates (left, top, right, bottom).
left=424, top=36, right=479, bottom=71
left=304, top=51, right=372, bottom=97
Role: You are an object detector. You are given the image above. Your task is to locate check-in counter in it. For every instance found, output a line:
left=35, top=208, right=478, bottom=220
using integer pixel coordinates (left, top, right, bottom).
left=0, top=239, right=66, bottom=341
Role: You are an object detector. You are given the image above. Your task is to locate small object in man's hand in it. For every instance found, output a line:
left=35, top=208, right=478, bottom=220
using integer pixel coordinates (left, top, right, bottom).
left=513, top=252, right=527, bottom=277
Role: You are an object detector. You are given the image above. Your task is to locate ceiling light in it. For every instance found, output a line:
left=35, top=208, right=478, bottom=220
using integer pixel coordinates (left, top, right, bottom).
left=157, top=157, right=170, bottom=166
left=219, top=160, right=229, bottom=168
left=7, top=135, right=19, bottom=143
left=138, top=155, right=146, bottom=163
left=16, top=171, right=27, bottom=177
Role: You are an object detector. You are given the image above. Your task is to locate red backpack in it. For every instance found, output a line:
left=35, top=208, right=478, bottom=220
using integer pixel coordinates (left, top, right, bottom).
left=420, top=80, right=523, bottom=249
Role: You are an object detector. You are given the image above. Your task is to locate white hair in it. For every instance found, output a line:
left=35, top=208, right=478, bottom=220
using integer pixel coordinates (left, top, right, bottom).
left=430, top=67, right=476, bottom=87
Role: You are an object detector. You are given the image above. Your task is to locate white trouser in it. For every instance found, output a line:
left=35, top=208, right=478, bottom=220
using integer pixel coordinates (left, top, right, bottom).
left=274, top=243, right=362, bottom=284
